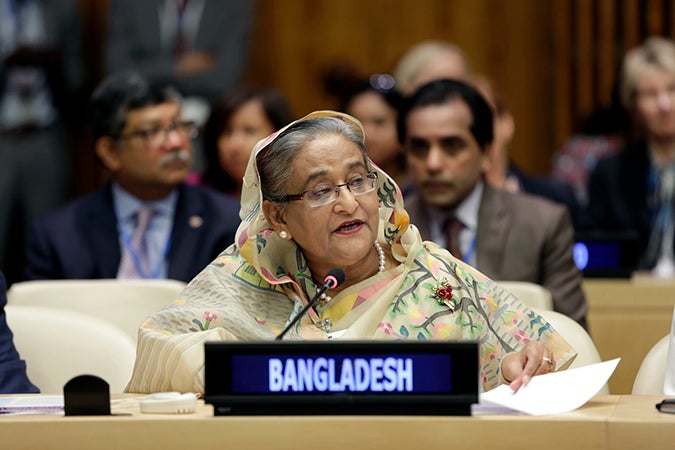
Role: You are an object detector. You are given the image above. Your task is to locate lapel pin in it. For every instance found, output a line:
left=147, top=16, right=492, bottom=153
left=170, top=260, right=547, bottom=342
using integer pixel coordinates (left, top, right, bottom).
left=189, top=215, right=203, bottom=229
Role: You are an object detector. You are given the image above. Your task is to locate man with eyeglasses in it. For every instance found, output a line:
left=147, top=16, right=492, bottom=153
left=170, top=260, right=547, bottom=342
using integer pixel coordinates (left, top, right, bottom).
left=24, top=72, right=241, bottom=282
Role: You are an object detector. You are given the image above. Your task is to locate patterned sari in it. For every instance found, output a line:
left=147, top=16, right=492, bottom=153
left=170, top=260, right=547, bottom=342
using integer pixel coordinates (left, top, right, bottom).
left=126, top=111, right=575, bottom=394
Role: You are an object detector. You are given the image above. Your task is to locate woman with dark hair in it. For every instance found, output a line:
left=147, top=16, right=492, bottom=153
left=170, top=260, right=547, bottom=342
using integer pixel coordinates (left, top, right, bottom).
left=338, top=75, right=410, bottom=194
left=192, top=87, right=293, bottom=197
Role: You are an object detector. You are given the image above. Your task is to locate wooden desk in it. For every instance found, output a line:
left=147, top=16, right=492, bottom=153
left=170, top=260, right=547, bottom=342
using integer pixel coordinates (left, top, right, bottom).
left=584, top=278, right=675, bottom=394
left=0, top=395, right=672, bottom=450
left=608, top=395, right=675, bottom=450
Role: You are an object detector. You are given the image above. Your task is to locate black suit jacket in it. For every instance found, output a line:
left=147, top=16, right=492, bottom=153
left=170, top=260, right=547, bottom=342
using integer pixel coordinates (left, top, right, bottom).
left=0, top=272, right=39, bottom=393
left=587, top=141, right=651, bottom=267
left=509, top=163, right=589, bottom=229
left=105, top=0, right=253, bottom=99
left=25, top=184, right=240, bottom=282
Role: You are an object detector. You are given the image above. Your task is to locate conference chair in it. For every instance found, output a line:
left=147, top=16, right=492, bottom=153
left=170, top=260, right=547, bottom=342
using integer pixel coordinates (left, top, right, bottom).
left=5, top=305, right=136, bottom=394
left=632, top=335, right=669, bottom=395
left=532, top=307, right=610, bottom=395
left=7, top=279, right=187, bottom=343
left=497, top=281, right=554, bottom=310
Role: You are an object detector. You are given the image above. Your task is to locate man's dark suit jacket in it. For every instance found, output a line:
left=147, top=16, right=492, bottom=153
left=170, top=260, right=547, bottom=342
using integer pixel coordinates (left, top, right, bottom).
left=0, top=272, right=39, bottom=393
left=405, top=184, right=588, bottom=329
left=587, top=141, right=651, bottom=269
left=25, top=184, right=240, bottom=282
left=509, top=164, right=590, bottom=229
left=105, top=0, right=253, bottom=100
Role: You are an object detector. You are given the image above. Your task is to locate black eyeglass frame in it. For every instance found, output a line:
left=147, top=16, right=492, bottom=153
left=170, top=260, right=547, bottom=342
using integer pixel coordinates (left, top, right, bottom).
left=119, top=120, right=198, bottom=145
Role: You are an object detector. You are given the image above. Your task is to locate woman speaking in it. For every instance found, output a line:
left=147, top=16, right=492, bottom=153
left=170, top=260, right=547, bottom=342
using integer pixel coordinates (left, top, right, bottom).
left=126, top=111, right=575, bottom=394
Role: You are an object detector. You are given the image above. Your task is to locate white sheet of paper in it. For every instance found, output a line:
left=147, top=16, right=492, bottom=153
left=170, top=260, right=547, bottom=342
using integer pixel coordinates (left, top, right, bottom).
left=471, top=400, right=522, bottom=415
left=0, top=395, right=64, bottom=414
left=478, top=358, right=620, bottom=416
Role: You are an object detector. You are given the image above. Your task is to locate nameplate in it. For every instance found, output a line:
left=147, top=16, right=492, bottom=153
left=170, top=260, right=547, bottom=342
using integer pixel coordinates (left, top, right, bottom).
left=204, top=341, right=478, bottom=415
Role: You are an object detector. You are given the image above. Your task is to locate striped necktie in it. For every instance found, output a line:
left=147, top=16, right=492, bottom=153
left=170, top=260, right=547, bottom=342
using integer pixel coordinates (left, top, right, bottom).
left=173, top=0, right=190, bottom=56
left=117, top=208, right=154, bottom=279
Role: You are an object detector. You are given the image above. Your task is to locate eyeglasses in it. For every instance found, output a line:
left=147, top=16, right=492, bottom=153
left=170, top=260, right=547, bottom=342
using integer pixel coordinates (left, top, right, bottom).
left=283, top=172, right=378, bottom=207
left=120, top=121, right=198, bottom=147
left=369, top=73, right=396, bottom=92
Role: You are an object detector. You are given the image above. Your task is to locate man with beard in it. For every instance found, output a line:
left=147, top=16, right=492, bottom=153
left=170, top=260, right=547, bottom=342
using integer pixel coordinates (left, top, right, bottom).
left=400, top=79, right=588, bottom=329
left=24, top=72, right=240, bottom=282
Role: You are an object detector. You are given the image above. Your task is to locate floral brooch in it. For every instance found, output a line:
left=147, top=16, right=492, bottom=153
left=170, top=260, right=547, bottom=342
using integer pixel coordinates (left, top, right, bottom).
left=432, top=278, right=459, bottom=312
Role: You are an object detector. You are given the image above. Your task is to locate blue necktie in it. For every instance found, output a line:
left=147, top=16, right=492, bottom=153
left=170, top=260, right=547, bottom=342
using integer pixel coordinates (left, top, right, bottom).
left=117, top=208, right=154, bottom=279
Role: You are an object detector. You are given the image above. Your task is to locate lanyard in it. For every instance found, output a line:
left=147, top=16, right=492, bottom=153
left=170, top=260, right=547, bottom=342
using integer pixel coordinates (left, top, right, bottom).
left=118, top=221, right=172, bottom=279
left=461, top=234, right=477, bottom=265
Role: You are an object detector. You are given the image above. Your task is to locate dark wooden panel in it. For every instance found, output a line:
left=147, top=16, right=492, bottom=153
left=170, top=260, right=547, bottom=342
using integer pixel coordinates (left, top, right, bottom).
left=646, top=0, right=665, bottom=35
left=552, top=0, right=573, bottom=148
left=597, top=0, right=617, bottom=107
left=574, top=0, right=595, bottom=121
left=246, top=0, right=556, bottom=174
left=71, top=0, right=675, bottom=194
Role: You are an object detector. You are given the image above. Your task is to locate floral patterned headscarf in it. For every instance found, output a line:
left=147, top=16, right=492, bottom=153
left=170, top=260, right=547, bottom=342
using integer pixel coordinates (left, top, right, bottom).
left=234, top=110, right=411, bottom=294
left=126, top=112, right=576, bottom=394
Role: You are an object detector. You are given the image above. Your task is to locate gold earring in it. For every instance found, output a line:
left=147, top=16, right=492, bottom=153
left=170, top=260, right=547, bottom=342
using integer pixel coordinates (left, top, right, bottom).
left=279, top=230, right=288, bottom=239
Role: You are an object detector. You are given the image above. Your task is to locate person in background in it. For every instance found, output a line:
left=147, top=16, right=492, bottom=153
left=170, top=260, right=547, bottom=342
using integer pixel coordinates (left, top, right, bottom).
left=588, top=37, right=675, bottom=272
left=664, top=305, right=675, bottom=394
left=337, top=74, right=411, bottom=194
left=552, top=94, right=626, bottom=208
left=393, top=41, right=583, bottom=226
left=0, top=271, right=39, bottom=393
left=0, top=0, right=84, bottom=286
left=126, top=110, right=575, bottom=394
left=24, top=72, right=240, bottom=282
left=393, top=40, right=470, bottom=96
left=105, top=0, right=254, bottom=170
left=400, top=79, right=588, bottom=329
left=471, top=74, right=587, bottom=229
left=188, top=87, right=293, bottom=199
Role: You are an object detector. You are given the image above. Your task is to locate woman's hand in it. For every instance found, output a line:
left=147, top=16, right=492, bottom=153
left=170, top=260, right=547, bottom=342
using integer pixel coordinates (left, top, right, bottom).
left=501, top=341, right=555, bottom=391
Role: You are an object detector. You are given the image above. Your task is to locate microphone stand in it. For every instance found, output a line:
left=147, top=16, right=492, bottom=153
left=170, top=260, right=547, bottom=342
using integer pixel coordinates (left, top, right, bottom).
left=275, top=282, right=332, bottom=341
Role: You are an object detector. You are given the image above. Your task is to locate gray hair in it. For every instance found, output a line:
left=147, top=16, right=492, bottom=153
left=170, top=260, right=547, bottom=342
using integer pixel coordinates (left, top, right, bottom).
left=393, top=40, right=469, bottom=96
left=257, top=117, right=368, bottom=204
left=620, top=37, right=675, bottom=110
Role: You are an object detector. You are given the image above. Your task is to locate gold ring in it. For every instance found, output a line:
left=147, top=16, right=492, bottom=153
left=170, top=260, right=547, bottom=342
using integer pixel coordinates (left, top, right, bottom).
left=542, top=357, right=553, bottom=366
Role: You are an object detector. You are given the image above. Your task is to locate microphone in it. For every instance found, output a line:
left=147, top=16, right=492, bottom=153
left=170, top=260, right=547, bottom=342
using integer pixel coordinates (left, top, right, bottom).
left=275, top=268, right=345, bottom=340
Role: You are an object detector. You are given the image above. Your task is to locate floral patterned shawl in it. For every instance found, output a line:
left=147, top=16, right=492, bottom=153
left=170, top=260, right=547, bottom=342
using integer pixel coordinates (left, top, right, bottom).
left=126, top=111, right=575, bottom=394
